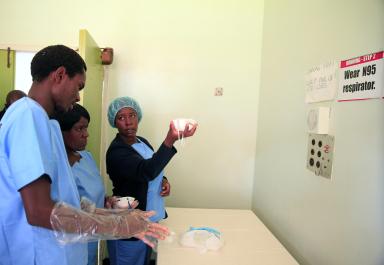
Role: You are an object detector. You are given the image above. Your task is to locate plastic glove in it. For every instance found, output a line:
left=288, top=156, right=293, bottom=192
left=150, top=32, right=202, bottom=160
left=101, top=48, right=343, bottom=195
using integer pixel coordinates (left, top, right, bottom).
left=80, top=197, right=97, bottom=213
left=50, top=202, right=169, bottom=245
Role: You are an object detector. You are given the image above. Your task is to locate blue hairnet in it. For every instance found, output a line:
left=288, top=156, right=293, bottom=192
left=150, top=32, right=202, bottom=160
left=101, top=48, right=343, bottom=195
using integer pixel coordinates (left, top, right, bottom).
left=107, top=96, right=142, bottom=128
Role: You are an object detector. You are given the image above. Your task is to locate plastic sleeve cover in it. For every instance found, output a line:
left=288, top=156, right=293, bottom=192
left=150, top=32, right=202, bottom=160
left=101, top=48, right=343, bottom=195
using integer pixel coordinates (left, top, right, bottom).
left=50, top=202, right=149, bottom=244
left=80, top=197, right=96, bottom=213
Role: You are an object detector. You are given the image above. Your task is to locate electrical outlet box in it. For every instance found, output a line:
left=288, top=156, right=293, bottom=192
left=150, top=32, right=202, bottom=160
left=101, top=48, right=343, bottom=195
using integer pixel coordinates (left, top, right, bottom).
left=307, top=133, right=335, bottom=179
left=214, top=87, right=223, bottom=96
left=307, top=107, right=330, bottom=134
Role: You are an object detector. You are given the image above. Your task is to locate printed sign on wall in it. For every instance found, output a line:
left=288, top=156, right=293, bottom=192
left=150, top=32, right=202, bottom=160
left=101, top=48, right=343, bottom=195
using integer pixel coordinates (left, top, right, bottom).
left=338, top=51, right=383, bottom=102
left=305, top=61, right=338, bottom=103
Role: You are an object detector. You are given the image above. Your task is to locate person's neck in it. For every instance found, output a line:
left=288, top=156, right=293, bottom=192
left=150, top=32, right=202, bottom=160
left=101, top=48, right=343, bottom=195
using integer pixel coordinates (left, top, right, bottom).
left=66, top=148, right=81, bottom=166
left=119, top=133, right=137, bottom=145
left=28, top=82, right=55, bottom=116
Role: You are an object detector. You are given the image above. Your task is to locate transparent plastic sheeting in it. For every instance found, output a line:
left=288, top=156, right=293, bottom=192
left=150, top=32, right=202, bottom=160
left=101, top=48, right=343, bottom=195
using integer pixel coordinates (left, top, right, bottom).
left=50, top=201, right=153, bottom=244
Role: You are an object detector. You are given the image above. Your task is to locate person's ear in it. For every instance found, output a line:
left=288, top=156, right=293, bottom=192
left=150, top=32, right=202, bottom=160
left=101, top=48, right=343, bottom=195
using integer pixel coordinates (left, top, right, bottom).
left=52, top=66, right=67, bottom=84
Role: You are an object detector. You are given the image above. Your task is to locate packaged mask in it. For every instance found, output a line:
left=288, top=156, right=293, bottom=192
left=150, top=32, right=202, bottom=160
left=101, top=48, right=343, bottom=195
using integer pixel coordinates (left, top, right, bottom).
left=179, top=227, right=224, bottom=253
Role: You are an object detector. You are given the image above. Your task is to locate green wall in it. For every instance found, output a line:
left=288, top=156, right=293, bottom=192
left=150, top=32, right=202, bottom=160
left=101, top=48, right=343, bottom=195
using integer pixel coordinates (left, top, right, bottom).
left=0, top=49, right=15, bottom=107
left=78, top=29, right=103, bottom=169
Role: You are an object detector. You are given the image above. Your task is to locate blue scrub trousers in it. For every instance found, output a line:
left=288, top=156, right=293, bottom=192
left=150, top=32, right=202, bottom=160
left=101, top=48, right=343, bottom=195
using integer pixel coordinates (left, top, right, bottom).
left=107, top=240, right=151, bottom=265
left=88, top=241, right=98, bottom=265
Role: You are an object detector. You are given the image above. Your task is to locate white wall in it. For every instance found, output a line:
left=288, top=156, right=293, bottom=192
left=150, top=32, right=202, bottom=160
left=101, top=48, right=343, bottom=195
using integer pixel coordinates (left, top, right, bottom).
left=15, top=51, right=35, bottom=93
left=0, top=0, right=264, bottom=209
left=253, top=0, right=384, bottom=264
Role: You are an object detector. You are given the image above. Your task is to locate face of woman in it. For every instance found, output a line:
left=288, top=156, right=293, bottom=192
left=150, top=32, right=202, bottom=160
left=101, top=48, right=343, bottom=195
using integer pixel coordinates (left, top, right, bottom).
left=63, top=116, right=89, bottom=151
left=115, top=107, right=139, bottom=143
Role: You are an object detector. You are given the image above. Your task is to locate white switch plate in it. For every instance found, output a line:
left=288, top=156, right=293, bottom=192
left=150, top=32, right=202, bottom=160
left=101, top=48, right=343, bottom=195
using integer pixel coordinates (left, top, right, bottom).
left=307, top=107, right=330, bottom=134
left=306, top=133, right=335, bottom=179
left=214, top=87, right=223, bottom=96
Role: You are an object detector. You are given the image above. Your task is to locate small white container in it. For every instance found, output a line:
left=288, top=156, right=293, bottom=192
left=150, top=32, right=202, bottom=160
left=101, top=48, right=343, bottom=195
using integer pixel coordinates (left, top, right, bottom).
left=115, top=196, right=135, bottom=209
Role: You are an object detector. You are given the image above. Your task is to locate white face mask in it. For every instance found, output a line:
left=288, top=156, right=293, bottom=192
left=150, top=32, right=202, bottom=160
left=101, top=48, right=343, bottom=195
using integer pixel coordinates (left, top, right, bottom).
left=114, top=196, right=135, bottom=209
left=179, top=227, right=224, bottom=253
left=172, top=118, right=197, bottom=146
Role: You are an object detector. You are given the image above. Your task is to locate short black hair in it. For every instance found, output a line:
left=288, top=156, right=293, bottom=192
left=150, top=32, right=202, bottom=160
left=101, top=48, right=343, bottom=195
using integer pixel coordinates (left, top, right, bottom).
left=31, top=45, right=87, bottom=82
left=54, top=103, right=90, bottom=131
left=5, top=90, right=27, bottom=107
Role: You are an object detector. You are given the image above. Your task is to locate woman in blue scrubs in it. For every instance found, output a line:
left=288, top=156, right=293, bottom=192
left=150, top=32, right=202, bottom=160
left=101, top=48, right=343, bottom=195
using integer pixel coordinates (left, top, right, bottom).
left=105, top=97, right=197, bottom=265
left=55, top=104, right=106, bottom=265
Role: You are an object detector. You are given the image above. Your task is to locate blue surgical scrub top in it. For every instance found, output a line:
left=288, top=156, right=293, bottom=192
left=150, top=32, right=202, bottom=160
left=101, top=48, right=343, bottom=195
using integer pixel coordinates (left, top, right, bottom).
left=0, top=98, right=87, bottom=265
left=132, top=139, right=165, bottom=222
left=72, top=150, right=105, bottom=265
left=72, top=150, right=105, bottom=209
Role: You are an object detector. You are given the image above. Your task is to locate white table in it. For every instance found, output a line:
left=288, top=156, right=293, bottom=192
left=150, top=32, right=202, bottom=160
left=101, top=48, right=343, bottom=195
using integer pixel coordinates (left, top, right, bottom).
left=157, top=207, right=298, bottom=265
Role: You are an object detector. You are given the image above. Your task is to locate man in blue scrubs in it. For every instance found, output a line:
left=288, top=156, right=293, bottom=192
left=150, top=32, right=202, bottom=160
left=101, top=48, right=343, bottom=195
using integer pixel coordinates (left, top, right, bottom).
left=0, top=45, right=168, bottom=265
left=0, top=45, right=88, bottom=265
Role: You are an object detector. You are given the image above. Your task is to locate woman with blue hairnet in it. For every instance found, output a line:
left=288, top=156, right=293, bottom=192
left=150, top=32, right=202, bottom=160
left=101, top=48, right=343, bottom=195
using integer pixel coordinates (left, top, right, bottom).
left=106, top=96, right=197, bottom=265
